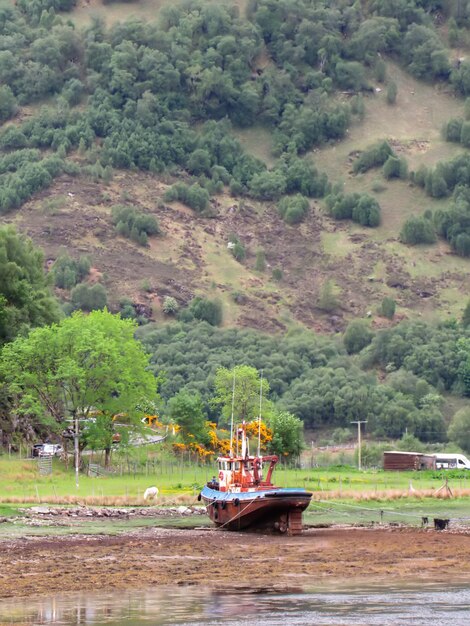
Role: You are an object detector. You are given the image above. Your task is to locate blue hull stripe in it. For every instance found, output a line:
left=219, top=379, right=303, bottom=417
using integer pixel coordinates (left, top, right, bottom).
left=201, top=485, right=311, bottom=501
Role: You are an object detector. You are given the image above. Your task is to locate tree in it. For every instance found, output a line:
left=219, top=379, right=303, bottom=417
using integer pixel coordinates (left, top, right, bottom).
left=70, top=283, right=108, bottom=312
left=0, top=85, right=17, bottom=123
left=268, top=410, right=304, bottom=459
left=343, top=319, right=373, bottom=354
left=213, top=365, right=270, bottom=426
left=317, top=279, right=339, bottom=312
left=458, top=338, right=470, bottom=396
left=255, top=249, right=266, bottom=272
left=168, top=391, right=209, bottom=444
left=189, top=297, right=222, bottom=326
left=0, top=226, right=60, bottom=345
left=0, top=310, right=156, bottom=465
left=462, top=299, right=470, bottom=328
left=381, top=297, right=396, bottom=319
left=448, top=407, right=470, bottom=453
left=386, top=81, right=397, bottom=104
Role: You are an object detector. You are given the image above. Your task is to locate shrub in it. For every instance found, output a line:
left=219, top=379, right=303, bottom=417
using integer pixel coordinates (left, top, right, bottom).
left=353, top=141, right=393, bottom=174
left=400, top=216, right=437, bottom=245
left=255, top=249, right=266, bottom=272
left=317, top=279, right=339, bottom=312
left=231, top=241, right=246, bottom=261
left=381, top=297, right=396, bottom=319
left=343, top=319, right=373, bottom=354
left=189, top=297, right=222, bottom=326
left=277, top=195, right=309, bottom=225
left=162, top=296, right=179, bottom=315
left=386, top=81, right=397, bottom=105
left=445, top=118, right=463, bottom=142
left=164, top=183, right=210, bottom=212
left=382, top=156, right=408, bottom=180
left=70, top=283, right=107, bottom=312
left=111, top=205, right=159, bottom=246
left=53, top=254, right=91, bottom=289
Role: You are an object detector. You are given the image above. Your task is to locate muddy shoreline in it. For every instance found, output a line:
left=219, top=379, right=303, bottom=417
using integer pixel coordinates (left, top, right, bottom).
left=2, top=525, right=470, bottom=600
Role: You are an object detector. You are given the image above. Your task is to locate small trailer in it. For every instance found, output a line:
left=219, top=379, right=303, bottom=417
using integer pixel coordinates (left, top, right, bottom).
left=383, top=451, right=436, bottom=471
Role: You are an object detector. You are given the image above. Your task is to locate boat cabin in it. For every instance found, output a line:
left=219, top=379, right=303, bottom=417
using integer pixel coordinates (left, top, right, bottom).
left=215, top=454, right=277, bottom=492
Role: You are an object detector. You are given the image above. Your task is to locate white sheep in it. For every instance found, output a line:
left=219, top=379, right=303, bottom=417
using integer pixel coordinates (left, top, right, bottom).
left=143, top=486, right=159, bottom=501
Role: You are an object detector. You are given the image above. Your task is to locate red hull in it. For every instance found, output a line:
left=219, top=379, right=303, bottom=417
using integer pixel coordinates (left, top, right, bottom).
left=201, top=491, right=311, bottom=535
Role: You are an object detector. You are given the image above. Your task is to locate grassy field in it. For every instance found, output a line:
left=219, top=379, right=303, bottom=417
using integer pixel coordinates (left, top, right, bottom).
left=0, top=456, right=469, bottom=536
left=2, top=456, right=470, bottom=504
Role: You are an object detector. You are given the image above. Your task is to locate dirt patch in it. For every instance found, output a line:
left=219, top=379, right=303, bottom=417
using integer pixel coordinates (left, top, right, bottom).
left=1, top=526, right=470, bottom=599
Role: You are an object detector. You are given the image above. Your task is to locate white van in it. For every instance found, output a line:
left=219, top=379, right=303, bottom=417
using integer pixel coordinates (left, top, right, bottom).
left=432, top=453, right=470, bottom=470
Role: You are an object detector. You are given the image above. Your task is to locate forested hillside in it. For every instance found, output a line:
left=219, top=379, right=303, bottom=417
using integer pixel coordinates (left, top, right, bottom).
left=0, top=0, right=469, bottom=451
left=0, top=0, right=466, bottom=331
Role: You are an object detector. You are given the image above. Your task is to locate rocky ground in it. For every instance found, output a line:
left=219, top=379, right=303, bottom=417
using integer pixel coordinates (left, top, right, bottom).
left=2, top=523, right=470, bottom=599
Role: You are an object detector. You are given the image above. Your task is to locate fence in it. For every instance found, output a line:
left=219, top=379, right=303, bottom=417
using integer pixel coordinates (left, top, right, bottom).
left=38, top=455, right=52, bottom=476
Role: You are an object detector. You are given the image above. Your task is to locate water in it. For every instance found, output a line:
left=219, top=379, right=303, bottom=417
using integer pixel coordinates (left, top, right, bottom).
left=1, top=585, right=470, bottom=626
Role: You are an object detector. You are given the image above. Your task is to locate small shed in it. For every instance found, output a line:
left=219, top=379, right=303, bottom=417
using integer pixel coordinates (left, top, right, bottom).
left=383, top=451, right=436, bottom=471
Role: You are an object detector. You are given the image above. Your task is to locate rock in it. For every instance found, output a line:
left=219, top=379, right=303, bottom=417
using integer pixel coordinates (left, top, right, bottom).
left=29, top=507, right=51, bottom=515
left=177, top=506, right=191, bottom=515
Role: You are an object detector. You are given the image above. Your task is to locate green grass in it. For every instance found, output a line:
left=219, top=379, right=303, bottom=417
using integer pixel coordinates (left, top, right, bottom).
left=1, top=457, right=470, bottom=535
left=305, top=496, right=470, bottom=527
left=2, top=456, right=470, bottom=503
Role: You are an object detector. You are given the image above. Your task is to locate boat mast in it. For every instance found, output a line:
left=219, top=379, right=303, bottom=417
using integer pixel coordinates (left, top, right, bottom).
left=229, top=370, right=235, bottom=456
left=257, top=369, right=263, bottom=458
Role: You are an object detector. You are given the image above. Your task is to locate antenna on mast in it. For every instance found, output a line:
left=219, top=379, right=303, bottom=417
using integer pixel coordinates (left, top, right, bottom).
left=229, top=370, right=235, bottom=456
left=257, top=369, right=263, bottom=458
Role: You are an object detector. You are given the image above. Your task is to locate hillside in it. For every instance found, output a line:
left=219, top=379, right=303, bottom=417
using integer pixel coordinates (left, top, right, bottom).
left=0, top=0, right=469, bottom=333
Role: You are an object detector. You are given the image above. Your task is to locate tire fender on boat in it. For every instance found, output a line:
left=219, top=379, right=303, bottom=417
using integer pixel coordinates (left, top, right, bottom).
left=221, top=500, right=227, bottom=510
left=213, top=501, right=218, bottom=510
left=233, top=498, right=240, bottom=507
left=197, top=493, right=201, bottom=502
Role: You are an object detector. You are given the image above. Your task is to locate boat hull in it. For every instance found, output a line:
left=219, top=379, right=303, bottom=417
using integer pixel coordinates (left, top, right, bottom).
left=200, top=486, right=312, bottom=535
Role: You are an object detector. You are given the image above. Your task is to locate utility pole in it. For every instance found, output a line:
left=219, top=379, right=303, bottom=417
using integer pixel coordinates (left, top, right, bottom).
left=74, top=412, right=80, bottom=489
left=351, top=420, right=367, bottom=470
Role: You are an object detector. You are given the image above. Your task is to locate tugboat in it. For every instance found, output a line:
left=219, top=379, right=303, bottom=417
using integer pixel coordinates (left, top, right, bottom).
left=199, top=422, right=312, bottom=535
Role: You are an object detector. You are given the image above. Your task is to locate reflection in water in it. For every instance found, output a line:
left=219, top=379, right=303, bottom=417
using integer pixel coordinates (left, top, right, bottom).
left=1, top=585, right=470, bottom=625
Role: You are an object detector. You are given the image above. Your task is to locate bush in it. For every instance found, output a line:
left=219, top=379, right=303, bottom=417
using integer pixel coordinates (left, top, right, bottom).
left=189, top=297, right=222, bottom=326
left=231, top=241, right=246, bottom=262
left=445, top=118, right=463, bottom=142
left=70, top=283, right=107, bottom=312
left=255, top=249, right=266, bottom=272
left=162, top=296, right=179, bottom=315
left=111, top=205, right=159, bottom=246
left=53, top=254, right=91, bottom=289
left=164, top=183, right=210, bottom=212
left=381, top=297, right=396, bottom=319
left=317, top=280, right=339, bottom=313
left=353, top=141, right=393, bottom=174
left=400, top=216, right=437, bottom=245
left=277, top=194, right=309, bottom=224
left=343, top=319, right=373, bottom=354
left=328, top=192, right=381, bottom=227
left=386, top=81, right=397, bottom=105
left=382, top=156, right=408, bottom=180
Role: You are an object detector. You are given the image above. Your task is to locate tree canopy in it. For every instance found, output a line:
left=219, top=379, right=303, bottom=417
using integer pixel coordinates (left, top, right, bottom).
left=0, top=310, right=156, bottom=448
left=0, top=226, right=60, bottom=345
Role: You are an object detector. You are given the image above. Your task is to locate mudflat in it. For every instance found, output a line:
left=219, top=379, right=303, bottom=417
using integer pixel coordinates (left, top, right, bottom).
left=2, top=526, right=470, bottom=599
